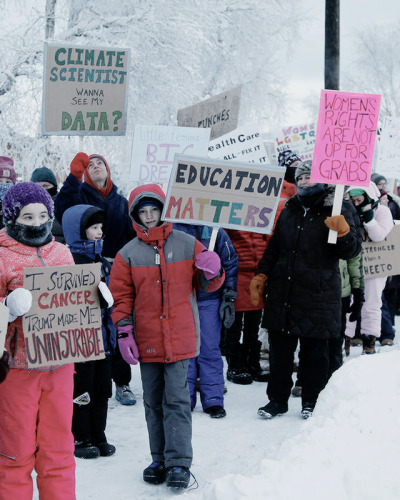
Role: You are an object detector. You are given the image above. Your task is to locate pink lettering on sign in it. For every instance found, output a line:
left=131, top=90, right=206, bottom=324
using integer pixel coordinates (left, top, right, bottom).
left=310, top=90, right=381, bottom=186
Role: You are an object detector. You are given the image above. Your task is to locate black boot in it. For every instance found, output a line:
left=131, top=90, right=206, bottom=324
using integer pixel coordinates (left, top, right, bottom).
left=362, top=335, right=376, bottom=354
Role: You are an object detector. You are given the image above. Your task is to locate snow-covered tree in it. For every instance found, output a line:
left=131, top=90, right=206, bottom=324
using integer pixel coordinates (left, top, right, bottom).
left=0, top=0, right=303, bottom=190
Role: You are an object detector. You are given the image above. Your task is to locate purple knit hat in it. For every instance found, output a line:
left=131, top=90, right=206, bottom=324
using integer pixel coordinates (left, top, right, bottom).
left=2, top=182, right=54, bottom=222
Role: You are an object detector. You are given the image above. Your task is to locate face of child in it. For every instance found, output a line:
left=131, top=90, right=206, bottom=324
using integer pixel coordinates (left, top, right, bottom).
left=35, top=181, right=54, bottom=190
left=0, top=177, right=13, bottom=185
left=351, top=195, right=365, bottom=207
left=138, top=205, right=161, bottom=229
left=16, top=203, right=49, bottom=226
left=86, top=223, right=103, bottom=241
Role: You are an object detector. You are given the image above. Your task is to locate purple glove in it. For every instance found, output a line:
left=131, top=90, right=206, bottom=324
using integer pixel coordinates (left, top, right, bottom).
left=0, top=351, right=10, bottom=384
left=117, top=325, right=139, bottom=365
left=195, top=250, right=221, bottom=280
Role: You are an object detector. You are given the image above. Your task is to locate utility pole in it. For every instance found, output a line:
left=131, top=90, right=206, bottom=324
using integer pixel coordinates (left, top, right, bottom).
left=325, top=0, right=340, bottom=90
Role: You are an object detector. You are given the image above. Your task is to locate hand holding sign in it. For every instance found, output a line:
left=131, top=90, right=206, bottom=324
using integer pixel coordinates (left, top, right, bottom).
left=324, top=215, right=350, bottom=237
left=5, top=288, right=32, bottom=323
left=195, top=250, right=221, bottom=279
left=70, top=152, right=90, bottom=181
left=98, top=281, right=114, bottom=308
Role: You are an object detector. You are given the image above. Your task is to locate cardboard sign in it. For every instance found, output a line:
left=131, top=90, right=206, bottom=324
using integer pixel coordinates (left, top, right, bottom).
left=311, top=90, right=381, bottom=186
left=177, top=86, right=241, bottom=140
left=274, top=122, right=316, bottom=162
left=377, top=116, right=400, bottom=179
left=129, top=125, right=210, bottom=182
left=23, top=263, right=105, bottom=368
left=208, top=124, right=269, bottom=164
left=0, top=302, right=9, bottom=354
left=362, top=224, right=400, bottom=279
left=42, top=43, right=130, bottom=135
left=162, top=154, right=284, bottom=234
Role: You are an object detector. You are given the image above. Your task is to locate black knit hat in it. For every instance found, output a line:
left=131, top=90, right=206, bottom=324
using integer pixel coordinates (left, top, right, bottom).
left=81, top=207, right=106, bottom=239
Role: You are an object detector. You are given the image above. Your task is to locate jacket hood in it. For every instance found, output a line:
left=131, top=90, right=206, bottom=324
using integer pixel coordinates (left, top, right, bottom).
left=347, top=181, right=381, bottom=202
left=128, top=184, right=166, bottom=226
left=62, top=204, right=104, bottom=257
left=84, top=154, right=113, bottom=199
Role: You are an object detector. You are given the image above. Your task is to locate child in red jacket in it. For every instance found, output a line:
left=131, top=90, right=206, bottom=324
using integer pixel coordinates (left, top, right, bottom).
left=110, top=184, right=224, bottom=490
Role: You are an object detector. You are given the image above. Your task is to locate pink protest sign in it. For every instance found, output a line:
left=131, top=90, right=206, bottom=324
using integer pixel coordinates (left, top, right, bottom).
left=310, top=90, right=381, bottom=186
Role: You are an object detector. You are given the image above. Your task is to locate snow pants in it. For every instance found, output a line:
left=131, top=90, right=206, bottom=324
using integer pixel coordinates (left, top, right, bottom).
left=267, top=330, right=329, bottom=407
left=346, top=276, right=387, bottom=338
left=187, top=299, right=224, bottom=410
left=140, top=360, right=192, bottom=468
left=0, top=364, right=75, bottom=500
left=72, top=356, right=112, bottom=444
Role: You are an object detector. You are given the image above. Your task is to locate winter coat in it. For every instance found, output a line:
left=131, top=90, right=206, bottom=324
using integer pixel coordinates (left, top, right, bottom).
left=110, top=184, right=225, bottom=364
left=257, top=188, right=361, bottom=339
left=339, top=253, right=364, bottom=298
left=0, top=229, right=75, bottom=370
left=55, top=173, right=135, bottom=259
left=62, top=204, right=116, bottom=355
left=359, top=182, right=393, bottom=242
left=225, top=229, right=269, bottom=311
left=173, top=224, right=238, bottom=301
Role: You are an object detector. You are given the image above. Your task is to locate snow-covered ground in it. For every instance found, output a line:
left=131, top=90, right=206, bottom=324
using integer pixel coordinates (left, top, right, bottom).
left=33, top=338, right=400, bottom=500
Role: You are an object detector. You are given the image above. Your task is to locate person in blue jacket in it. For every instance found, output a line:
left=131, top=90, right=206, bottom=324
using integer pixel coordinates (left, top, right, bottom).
left=62, top=204, right=117, bottom=459
left=174, top=223, right=238, bottom=418
left=55, top=153, right=137, bottom=406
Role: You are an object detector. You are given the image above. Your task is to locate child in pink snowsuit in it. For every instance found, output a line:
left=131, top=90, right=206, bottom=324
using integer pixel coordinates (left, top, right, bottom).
left=0, top=183, right=76, bottom=500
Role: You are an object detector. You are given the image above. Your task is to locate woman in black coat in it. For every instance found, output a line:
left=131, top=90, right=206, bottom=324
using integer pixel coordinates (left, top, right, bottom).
left=250, top=161, right=361, bottom=419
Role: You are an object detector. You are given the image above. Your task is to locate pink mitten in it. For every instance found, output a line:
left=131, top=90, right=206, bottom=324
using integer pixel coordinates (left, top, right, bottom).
left=195, top=250, right=221, bottom=279
left=117, top=325, right=139, bottom=365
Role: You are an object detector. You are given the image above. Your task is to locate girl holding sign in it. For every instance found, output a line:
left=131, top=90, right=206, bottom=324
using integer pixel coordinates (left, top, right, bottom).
left=0, top=183, right=76, bottom=499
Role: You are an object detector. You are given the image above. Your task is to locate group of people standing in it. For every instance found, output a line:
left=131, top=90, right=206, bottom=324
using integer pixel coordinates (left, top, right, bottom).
left=0, top=147, right=396, bottom=497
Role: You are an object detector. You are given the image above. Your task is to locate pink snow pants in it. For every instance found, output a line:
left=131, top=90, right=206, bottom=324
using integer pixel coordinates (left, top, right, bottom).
left=345, top=276, right=387, bottom=338
left=0, top=364, right=76, bottom=500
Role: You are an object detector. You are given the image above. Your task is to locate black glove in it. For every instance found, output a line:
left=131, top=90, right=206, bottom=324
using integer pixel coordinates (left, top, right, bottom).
left=348, top=288, right=365, bottom=322
left=359, top=208, right=374, bottom=224
left=0, top=351, right=10, bottom=384
left=219, top=289, right=237, bottom=329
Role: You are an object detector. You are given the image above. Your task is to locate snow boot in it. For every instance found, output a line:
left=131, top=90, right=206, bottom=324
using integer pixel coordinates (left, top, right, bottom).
left=344, top=336, right=351, bottom=356
left=362, top=335, right=376, bottom=354
left=143, top=461, right=167, bottom=484
left=74, top=440, right=100, bottom=459
left=227, top=367, right=252, bottom=385
left=257, top=401, right=288, bottom=419
left=205, top=405, right=226, bottom=418
left=301, top=402, right=315, bottom=420
left=166, top=466, right=190, bottom=489
left=115, top=384, right=136, bottom=405
left=95, top=441, right=116, bottom=457
left=248, top=365, right=270, bottom=382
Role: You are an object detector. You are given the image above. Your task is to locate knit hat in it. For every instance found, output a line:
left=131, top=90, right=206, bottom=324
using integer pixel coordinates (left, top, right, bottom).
left=2, top=182, right=54, bottom=223
left=30, top=166, right=58, bottom=188
left=294, top=160, right=312, bottom=184
left=136, top=197, right=163, bottom=212
left=278, top=150, right=301, bottom=168
left=0, top=156, right=17, bottom=184
left=348, top=188, right=366, bottom=197
left=371, top=173, right=387, bottom=186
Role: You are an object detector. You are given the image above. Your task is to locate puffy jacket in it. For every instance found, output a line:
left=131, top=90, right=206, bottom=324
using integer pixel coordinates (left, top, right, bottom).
left=62, top=204, right=116, bottom=354
left=226, top=229, right=269, bottom=311
left=55, top=173, right=135, bottom=259
left=257, top=188, right=361, bottom=339
left=339, top=253, right=364, bottom=298
left=173, top=224, right=238, bottom=301
left=357, top=182, right=394, bottom=242
left=110, top=184, right=225, bottom=363
left=0, top=229, right=74, bottom=370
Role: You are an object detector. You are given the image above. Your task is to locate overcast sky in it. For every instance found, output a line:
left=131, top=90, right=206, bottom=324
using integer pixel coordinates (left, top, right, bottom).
left=285, top=0, right=400, bottom=124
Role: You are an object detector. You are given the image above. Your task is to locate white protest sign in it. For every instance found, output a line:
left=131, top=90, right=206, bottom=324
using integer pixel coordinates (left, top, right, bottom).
left=208, top=124, right=269, bottom=164
left=42, top=43, right=130, bottom=135
left=23, top=263, right=105, bottom=368
left=177, top=86, right=242, bottom=140
left=273, top=121, right=316, bottom=162
left=0, top=302, right=9, bottom=354
left=362, top=224, right=399, bottom=279
left=129, top=125, right=210, bottom=183
left=377, top=116, right=400, bottom=179
left=162, top=154, right=284, bottom=234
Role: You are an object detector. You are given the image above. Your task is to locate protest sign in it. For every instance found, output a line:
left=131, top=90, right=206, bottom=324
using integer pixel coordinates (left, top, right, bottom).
left=162, top=154, right=284, bottom=234
left=42, top=43, right=129, bottom=135
left=23, top=263, right=105, bottom=368
left=177, top=86, right=241, bottom=140
left=362, top=223, right=399, bottom=279
left=0, top=302, right=9, bottom=354
left=377, top=116, right=400, bottom=179
left=273, top=122, right=316, bottom=162
left=311, top=90, right=381, bottom=186
left=130, top=125, right=210, bottom=183
left=208, top=124, right=269, bottom=164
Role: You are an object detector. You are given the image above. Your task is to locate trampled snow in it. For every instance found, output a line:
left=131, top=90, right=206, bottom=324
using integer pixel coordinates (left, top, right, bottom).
left=33, top=340, right=400, bottom=499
